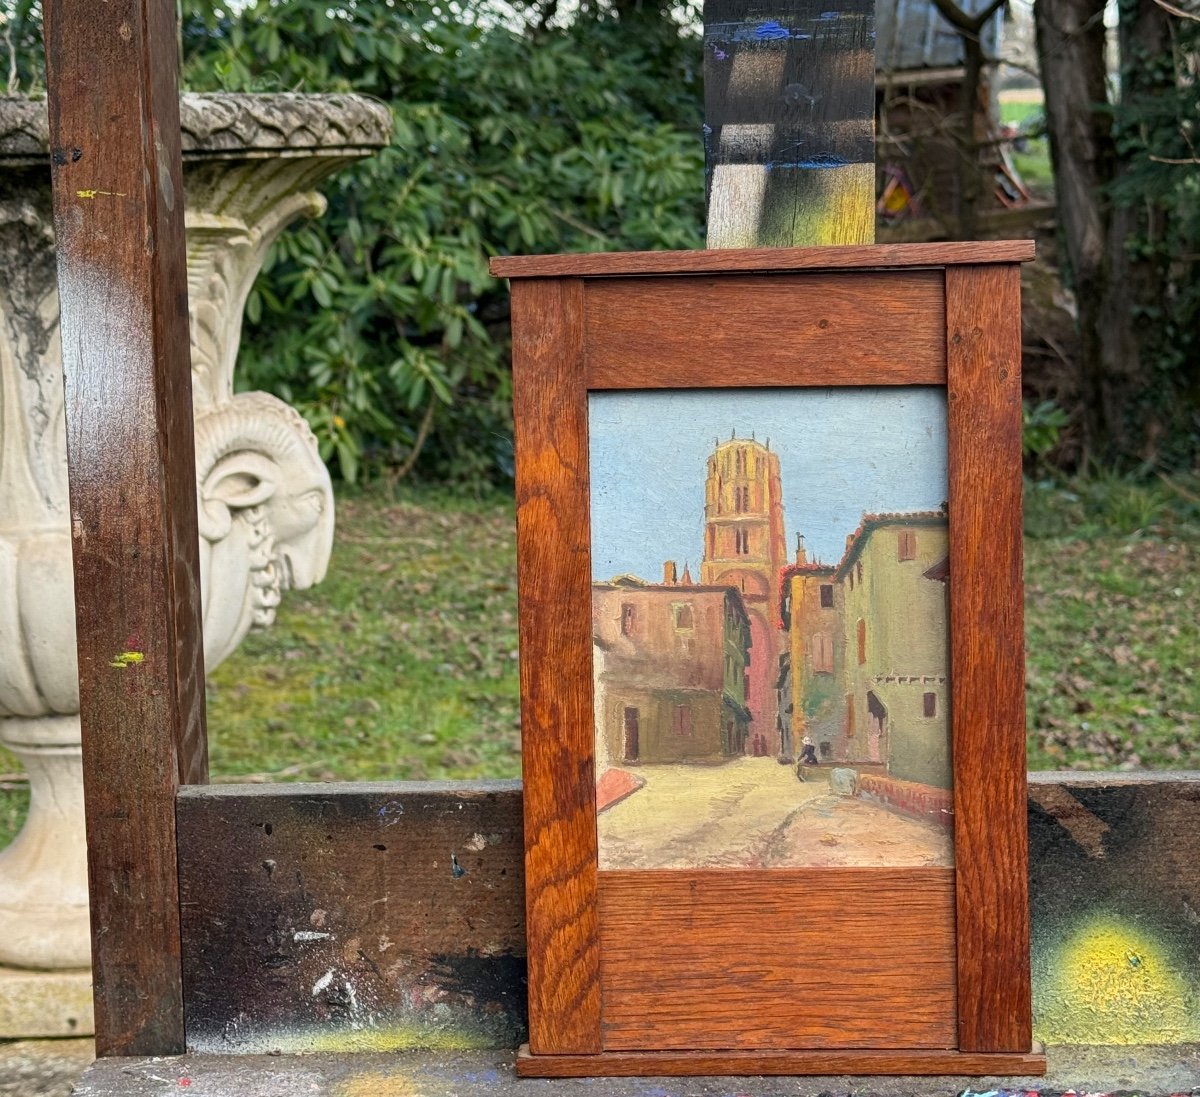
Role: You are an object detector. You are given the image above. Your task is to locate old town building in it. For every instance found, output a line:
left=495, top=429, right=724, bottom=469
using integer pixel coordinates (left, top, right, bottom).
left=780, top=512, right=951, bottom=792
left=593, top=573, right=752, bottom=765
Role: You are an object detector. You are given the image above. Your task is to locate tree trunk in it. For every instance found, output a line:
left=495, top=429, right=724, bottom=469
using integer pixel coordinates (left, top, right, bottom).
left=931, top=0, right=1005, bottom=240
left=956, top=30, right=985, bottom=240
left=1034, top=0, right=1114, bottom=457
left=1101, top=0, right=1173, bottom=460
left=1035, top=0, right=1176, bottom=460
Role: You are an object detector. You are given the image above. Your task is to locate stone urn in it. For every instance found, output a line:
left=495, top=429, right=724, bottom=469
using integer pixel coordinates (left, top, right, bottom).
left=0, top=93, right=392, bottom=971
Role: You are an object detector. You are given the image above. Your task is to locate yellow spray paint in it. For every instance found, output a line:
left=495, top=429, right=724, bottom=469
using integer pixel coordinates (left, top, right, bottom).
left=1035, top=912, right=1199, bottom=1045
left=300, top=1023, right=498, bottom=1055
left=333, top=1072, right=426, bottom=1097
left=109, top=651, right=144, bottom=669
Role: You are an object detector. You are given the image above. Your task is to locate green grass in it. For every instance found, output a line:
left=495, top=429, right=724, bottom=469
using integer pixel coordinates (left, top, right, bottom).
left=1024, top=474, right=1200, bottom=769
left=999, top=99, right=1043, bottom=128
left=1, top=476, right=1197, bottom=848
left=204, top=487, right=522, bottom=783
left=998, top=92, right=1054, bottom=194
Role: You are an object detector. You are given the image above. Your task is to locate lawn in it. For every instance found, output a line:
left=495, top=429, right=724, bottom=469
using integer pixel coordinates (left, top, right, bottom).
left=998, top=88, right=1054, bottom=196
left=1, top=477, right=1197, bottom=848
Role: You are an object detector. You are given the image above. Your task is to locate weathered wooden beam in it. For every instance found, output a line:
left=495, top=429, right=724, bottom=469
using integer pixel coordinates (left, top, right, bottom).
left=177, top=782, right=524, bottom=1054
left=704, top=0, right=876, bottom=247
left=42, top=0, right=208, bottom=1058
left=177, top=774, right=1200, bottom=1054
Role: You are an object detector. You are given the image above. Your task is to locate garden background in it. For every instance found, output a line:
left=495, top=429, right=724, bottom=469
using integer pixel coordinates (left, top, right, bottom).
left=0, top=0, right=1196, bottom=845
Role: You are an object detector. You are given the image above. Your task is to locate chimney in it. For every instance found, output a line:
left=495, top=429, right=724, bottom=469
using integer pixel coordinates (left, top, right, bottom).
left=795, top=533, right=807, bottom=565
left=663, top=560, right=677, bottom=585
left=681, top=563, right=693, bottom=586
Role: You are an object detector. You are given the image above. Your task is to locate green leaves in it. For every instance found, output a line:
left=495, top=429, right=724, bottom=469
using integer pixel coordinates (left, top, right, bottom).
left=177, top=0, right=704, bottom=485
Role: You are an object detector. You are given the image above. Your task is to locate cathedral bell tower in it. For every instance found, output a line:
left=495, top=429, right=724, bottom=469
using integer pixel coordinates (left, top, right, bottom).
left=701, top=437, right=787, bottom=755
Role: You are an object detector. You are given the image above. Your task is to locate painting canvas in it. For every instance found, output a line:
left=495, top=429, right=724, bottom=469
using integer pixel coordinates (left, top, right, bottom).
left=590, top=388, right=954, bottom=870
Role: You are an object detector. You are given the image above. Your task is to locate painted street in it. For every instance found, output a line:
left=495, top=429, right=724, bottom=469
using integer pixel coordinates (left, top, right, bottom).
left=597, top=757, right=952, bottom=870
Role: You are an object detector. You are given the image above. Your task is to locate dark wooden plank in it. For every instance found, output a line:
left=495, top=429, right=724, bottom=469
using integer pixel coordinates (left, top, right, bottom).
left=584, top=271, right=945, bottom=389
left=176, top=783, right=526, bottom=1053
left=509, top=279, right=601, bottom=1054
left=517, top=1047, right=1047, bottom=1078
left=42, top=0, right=207, bottom=1057
left=490, top=241, right=1036, bottom=279
left=703, top=0, right=876, bottom=247
left=598, top=869, right=957, bottom=1050
left=163, top=774, right=1195, bottom=1055
left=946, top=264, right=1031, bottom=1053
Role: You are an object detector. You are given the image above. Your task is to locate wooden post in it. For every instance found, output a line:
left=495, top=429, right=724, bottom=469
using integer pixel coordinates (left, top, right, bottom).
left=704, top=0, right=876, bottom=247
left=42, top=0, right=208, bottom=1057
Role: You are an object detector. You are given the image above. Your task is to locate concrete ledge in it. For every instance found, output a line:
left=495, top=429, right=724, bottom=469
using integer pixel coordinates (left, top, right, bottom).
left=0, top=1037, right=94, bottom=1097
left=0, top=967, right=93, bottom=1038
left=72, top=1045, right=1200, bottom=1096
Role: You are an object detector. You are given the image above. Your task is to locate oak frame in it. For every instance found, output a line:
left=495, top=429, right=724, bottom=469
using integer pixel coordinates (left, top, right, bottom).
left=492, top=242, right=1045, bottom=1077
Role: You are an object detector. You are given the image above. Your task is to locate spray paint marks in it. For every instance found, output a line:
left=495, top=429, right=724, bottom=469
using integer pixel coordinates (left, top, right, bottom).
left=1029, top=775, right=1200, bottom=1046
left=1035, top=912, right=1198, bottom=1044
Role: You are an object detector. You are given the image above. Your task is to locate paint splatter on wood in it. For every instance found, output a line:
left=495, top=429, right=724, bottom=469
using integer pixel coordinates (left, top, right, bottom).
left=176, top=783, right=526, bottom=1054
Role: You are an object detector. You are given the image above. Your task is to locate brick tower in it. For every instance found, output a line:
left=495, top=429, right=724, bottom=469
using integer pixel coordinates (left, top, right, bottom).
left=700, top=437, right=787, bottom=755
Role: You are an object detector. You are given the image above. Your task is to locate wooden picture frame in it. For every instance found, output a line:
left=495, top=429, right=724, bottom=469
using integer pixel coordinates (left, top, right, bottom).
left=490, top=242, right=1045, bottom=1078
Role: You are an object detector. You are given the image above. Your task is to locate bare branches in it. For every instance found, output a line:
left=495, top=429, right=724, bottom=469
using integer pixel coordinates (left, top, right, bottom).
left=931, top=0, right=1009, bottom=36
left=1152, top=0, right=1200, bottom=21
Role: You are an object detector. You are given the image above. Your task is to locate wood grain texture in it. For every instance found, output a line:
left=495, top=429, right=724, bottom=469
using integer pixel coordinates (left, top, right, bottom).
left=490, top=241, right=1035, bottom=279
left=43, top=0, right=207, bottom=1057
left=176, top=783, right=526, bottom=1053
left=510, top=279, right=601, bottom=1054
left=598, top=869, right=957, bottom=1051
left=946, top=264, right=1031, bottom=1053
left=583, top=272, right=945, bottom=388
left=516, top=1046, right=1048, bottom=1078
left=703, top=0, right=876, bottom=248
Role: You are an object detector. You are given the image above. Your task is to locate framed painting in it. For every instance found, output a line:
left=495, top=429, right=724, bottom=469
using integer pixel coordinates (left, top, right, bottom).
left=490, top=242, right=1045, bottom=1077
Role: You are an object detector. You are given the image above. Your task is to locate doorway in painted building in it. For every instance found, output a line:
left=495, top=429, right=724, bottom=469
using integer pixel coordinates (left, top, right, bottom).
left=867, top=690, right=888, bottom=763
left=623, top=707, right=640, bottom=762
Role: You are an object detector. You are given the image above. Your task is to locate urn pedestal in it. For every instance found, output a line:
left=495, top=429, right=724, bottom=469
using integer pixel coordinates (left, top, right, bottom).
left=0, top=93, right=390, bottom=1029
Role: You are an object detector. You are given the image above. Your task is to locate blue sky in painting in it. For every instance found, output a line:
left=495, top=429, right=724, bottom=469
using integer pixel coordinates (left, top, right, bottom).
left=589, top=388, right=948, bottom=582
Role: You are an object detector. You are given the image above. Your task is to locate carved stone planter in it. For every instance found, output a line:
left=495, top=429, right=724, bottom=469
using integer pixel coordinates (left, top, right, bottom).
left=0, top=93, right=391, bottom=974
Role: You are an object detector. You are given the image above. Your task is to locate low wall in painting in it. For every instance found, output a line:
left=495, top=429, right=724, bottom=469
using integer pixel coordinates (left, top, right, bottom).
left=855, top=772, right=954, bottom=828
left=175, top=772, right=1199, bottom=1054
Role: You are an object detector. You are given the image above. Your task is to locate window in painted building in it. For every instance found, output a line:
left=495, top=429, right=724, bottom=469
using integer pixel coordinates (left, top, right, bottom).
left=621, top=603, right=636, bottom=636
left=813, top=631, right=834, bottom=674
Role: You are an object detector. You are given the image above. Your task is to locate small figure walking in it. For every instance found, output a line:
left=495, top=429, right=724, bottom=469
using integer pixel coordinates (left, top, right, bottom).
left=799, top=735, right=819, bottom=766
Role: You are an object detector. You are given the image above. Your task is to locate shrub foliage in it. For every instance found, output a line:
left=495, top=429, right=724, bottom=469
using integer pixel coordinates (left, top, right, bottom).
left=180, top=0, right=705, bottom=485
